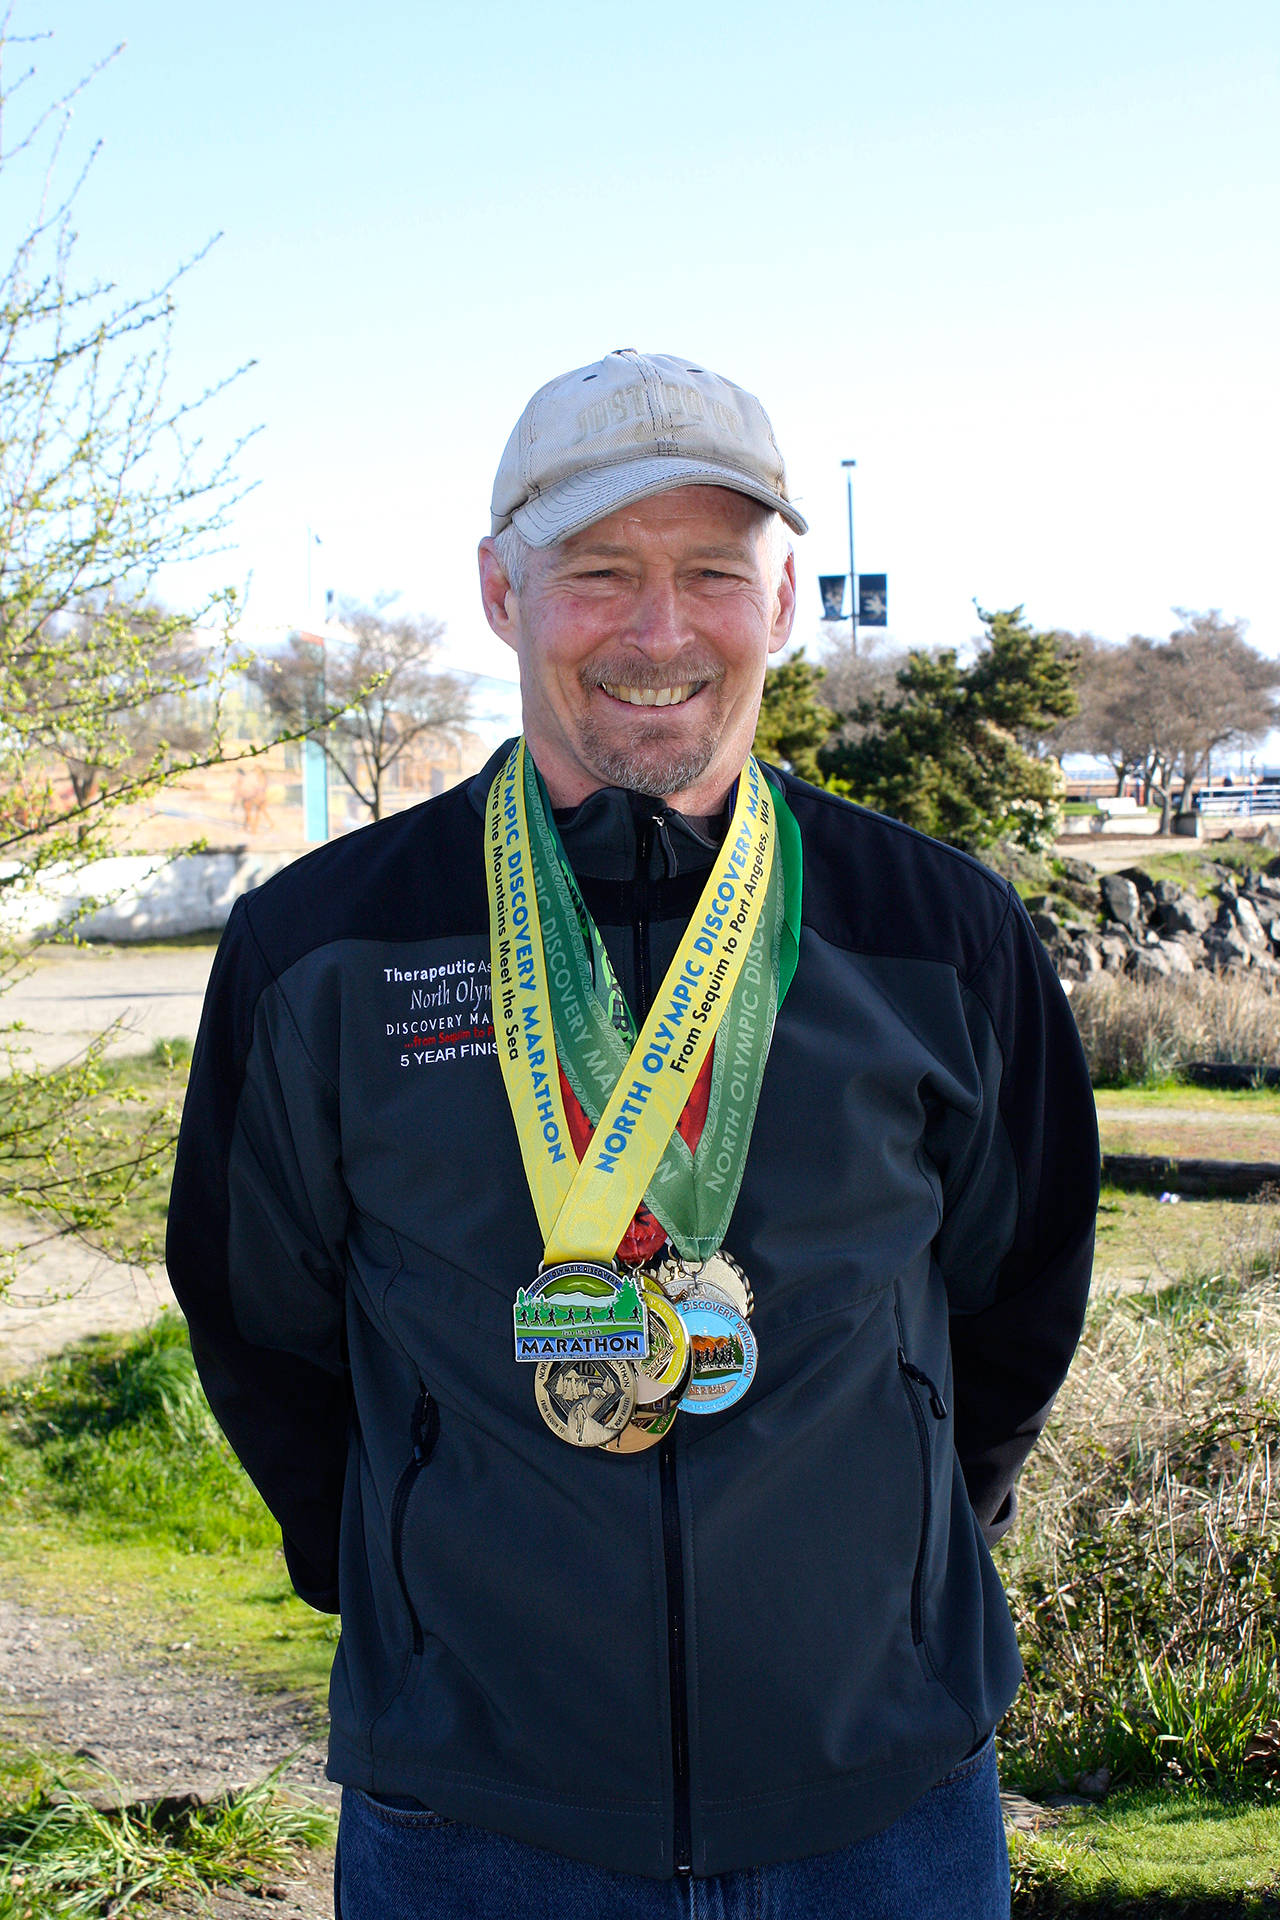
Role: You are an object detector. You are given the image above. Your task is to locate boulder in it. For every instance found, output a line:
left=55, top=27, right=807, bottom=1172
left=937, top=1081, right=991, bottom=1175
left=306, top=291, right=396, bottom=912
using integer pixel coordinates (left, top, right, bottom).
left=1204, top=925, right=1254, bottom=970
left=1230, top=894, right=1269, bottom=948
left=1127, top=945, right=1172, bottom=981
left=1157, top=939, right=1197, bottom=976
left=1118, top=867, right=1156, bottom=897
left=1100, top=873, right=1142, bottom=931
left=1099, top=932, right=1133, bottom=972
left=1154, top=889, right=1212, bottom=937
left=1030, top=909, right=1062, bottom=943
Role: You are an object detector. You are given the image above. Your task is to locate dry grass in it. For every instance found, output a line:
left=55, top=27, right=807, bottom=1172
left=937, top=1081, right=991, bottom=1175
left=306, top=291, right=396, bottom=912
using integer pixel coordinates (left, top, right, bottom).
left=1071, top=973, right=1280, bottom=1086
left=998, top=1212, right=1280, bottom=1795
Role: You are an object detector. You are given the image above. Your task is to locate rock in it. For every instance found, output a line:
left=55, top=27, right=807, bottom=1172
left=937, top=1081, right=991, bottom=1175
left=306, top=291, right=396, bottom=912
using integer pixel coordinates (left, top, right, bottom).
left=1056, top=856, right=1097, bottom=888
left=1000, top=1789, right=1054, bottom=1833
left=1127, top=945, right=1172, bottom=981
left=1153, top=879, right=1183, bottom=905
left=1117, top=867, right=1155, bottom=897
left=1099, top=932, right=1132, bottom=972
left=1204, top=925, right=1254, bottom=970
left=1075, top=1765, right=1113, bottom=1798
left=1230, top=895, right=1269, bottom=947
left=1030, top=910, right=1062, bottom=942
left=1154, top=889, right=1212, bottom=936
left=1100, top=873, right=1141, bottom=930
left=1157, top=939, right=1197, bottom=976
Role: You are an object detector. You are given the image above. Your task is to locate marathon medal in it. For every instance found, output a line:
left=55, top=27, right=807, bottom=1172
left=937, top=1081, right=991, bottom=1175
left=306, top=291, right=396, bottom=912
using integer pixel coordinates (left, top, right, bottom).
left=675, top=1290, right=758, bottom=1416
left=513, top=1262, right=648, bottom=1365
left=634, top=1287, right=692, bottom=1408
left=534, top=1359, right=637, bottom=1447
left=487, top=740, right=801, bottom=1447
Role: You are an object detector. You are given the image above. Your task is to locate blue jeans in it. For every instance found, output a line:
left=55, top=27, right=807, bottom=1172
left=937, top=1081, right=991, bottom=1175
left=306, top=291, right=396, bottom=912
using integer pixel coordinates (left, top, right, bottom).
left=335, top=1737, right=1010, bottom=1919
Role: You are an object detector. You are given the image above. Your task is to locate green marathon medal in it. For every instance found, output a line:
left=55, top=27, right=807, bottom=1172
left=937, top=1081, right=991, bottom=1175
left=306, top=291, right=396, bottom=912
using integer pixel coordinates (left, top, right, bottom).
left=486, top=739, right=802, bottom=1450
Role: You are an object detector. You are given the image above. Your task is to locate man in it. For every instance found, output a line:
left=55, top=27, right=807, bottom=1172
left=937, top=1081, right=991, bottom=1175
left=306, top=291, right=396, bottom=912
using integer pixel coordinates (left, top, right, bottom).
left=168, top=349, right=1099, bottom=1918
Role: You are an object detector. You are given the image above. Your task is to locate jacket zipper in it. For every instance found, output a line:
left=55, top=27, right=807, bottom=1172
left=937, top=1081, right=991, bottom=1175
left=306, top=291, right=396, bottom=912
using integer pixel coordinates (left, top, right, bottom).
left=896, top=1348, right=947, bottom=1647
left=389, top=1384, right=440, bottom=1656
left=635, top=810, right=694, bottom=1878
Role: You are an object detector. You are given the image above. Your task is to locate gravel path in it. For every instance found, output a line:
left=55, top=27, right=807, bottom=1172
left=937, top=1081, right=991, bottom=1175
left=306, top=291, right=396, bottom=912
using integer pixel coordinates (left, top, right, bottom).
left=0, top=1591, right=336, bottom=1916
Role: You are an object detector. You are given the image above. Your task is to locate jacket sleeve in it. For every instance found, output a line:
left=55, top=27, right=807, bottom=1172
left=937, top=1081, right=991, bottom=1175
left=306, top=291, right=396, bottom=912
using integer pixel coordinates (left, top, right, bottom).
left=166, top=897, right=352, bottom=1611
left=931, top=886, right=1099, bottom=1545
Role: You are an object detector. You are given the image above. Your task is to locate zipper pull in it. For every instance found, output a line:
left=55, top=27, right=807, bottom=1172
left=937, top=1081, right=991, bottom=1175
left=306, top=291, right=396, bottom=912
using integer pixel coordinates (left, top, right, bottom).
left=411, top=1386, right=439, bottom=1464
left=653, top=813, right=676, bottom=876
left=897, top=1349, right=948, bottom=1420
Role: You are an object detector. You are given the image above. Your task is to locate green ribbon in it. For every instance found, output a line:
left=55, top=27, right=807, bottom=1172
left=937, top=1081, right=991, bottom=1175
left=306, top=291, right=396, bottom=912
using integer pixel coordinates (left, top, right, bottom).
left=522, top=750, right=802, bottom=1261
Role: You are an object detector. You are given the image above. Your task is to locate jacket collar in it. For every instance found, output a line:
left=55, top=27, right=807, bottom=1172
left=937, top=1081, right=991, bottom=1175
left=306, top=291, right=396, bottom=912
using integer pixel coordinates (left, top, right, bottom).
left=466, top=739, right=726, bottom=883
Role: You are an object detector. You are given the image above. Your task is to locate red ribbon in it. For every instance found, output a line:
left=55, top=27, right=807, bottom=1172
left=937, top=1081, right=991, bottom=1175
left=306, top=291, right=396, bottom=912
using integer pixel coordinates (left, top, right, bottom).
left=558, top=1053, right=715, bottom=1264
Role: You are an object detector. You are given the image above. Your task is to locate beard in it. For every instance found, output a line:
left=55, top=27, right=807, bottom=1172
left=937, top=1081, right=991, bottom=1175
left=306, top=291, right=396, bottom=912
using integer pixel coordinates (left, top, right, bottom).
left=574, top=659, right=726, bottom=799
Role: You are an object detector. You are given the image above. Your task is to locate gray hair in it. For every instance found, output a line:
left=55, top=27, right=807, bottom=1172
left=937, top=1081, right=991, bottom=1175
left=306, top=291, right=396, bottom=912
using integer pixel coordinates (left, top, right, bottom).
left=492, top=504, right=789, bottom=596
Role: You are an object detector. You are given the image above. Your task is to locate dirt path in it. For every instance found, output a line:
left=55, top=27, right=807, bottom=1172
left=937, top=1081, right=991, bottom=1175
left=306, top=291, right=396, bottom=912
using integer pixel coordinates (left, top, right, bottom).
left=0, top=1217, right=176, bottom=1378
left=0, top=1590, right=335, bottom=1916
left=2, top=944, right=215, bottom=1071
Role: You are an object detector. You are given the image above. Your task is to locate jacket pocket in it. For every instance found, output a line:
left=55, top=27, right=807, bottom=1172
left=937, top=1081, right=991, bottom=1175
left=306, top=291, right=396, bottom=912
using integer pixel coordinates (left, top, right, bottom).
left=389, top=1384, right=440, bottom=1654
left=896, top=1347, right=948, bottom=1646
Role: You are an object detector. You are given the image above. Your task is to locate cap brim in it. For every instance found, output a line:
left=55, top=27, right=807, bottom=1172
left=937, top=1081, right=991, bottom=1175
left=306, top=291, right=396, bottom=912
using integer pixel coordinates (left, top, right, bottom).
left=506, top=455, right=808, bottom=546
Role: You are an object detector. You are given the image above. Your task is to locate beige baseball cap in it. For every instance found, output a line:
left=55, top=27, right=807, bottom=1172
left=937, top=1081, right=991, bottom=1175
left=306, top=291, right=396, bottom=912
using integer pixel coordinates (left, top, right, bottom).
left=490, top=348, right=808, bottom=547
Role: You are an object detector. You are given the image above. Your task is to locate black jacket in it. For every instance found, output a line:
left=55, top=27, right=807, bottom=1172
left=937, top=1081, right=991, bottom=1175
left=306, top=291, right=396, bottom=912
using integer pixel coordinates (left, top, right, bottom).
left=167, top=747, right=1098, bottom=1879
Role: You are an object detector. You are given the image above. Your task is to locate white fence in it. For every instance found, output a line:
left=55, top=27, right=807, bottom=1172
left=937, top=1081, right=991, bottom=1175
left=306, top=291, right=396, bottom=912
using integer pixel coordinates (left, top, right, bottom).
left=1197, top=782, right=1280, bottom=818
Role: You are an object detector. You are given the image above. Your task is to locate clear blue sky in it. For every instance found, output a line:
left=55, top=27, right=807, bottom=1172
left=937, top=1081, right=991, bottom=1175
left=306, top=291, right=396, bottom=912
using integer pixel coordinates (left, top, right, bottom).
left=21, top=0, right=1280, bottom=693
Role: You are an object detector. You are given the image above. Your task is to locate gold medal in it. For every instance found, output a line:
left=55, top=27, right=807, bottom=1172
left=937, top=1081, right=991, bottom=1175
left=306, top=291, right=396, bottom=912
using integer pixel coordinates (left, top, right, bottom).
left=534, top=1359, right=637, bottom=1448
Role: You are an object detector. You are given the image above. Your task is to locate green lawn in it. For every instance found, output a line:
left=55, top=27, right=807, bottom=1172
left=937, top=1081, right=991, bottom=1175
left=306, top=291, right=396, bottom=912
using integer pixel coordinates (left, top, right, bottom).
left=0, top=1317, right=335, bottom=1705
left=1012, top=1789, right=1280, bottom=1913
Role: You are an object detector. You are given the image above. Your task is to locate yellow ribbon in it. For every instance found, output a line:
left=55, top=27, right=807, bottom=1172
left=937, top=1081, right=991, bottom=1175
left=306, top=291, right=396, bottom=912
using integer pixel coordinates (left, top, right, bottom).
left=486, top=740, right=776, bottom=1264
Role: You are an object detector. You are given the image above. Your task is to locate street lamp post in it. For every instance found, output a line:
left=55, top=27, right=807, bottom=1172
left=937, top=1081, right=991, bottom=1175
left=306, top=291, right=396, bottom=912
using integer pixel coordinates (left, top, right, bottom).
left=842, top=458, right=857, bottom=656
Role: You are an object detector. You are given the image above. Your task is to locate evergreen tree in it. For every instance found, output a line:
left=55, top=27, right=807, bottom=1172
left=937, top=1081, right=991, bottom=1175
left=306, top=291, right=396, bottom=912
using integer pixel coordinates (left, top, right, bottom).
left=752, top=651, right=836, bottom=784
left=821, top=609, right=1078, bottom=853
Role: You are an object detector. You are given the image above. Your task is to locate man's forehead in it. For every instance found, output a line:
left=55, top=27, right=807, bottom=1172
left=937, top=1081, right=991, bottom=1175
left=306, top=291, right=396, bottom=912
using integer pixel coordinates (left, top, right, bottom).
left=549, top=487, right=769, bottom=560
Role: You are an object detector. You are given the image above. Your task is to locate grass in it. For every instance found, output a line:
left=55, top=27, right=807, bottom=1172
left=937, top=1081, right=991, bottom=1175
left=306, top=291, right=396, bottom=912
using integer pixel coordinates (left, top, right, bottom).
left=1072, top=974, right=1280, bottom=1088
left=0, top=1755, right=333, bottom=1920
left=1010, top=1787, right=1280, bottom=1913
left=1092, top=1187, right=1279, bottom=1287
left=1095, top=1081, right=1280, bottom=1163
left=0, top=1036, right=191, bottom=1266
left=0, top=1313, right=338, bottom=1701
left=998, top=1214, right=1280, bottom=1807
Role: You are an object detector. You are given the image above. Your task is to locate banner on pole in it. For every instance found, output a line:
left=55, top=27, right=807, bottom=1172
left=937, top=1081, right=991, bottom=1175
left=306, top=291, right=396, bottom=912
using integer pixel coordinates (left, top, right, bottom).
left=818, top=574, right=848, bottom=621
left=858, top=575, right=887, bottom=626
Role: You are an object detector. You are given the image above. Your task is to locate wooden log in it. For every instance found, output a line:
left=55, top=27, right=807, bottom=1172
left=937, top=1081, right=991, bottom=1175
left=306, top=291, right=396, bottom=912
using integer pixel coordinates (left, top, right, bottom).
left=1183, top=1061, right=1280, bottom=1090
left=1102, top=1153, right=1280, bottom=1197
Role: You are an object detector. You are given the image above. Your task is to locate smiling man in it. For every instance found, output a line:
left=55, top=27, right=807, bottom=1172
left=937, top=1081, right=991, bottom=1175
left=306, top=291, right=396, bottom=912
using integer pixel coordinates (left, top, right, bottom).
left=168, top=350, right=1099, bottom=1920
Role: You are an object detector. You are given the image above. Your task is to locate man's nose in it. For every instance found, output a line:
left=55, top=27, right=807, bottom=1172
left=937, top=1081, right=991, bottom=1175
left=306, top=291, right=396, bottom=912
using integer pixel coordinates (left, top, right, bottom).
left=626, top=579, right=689, bottom=659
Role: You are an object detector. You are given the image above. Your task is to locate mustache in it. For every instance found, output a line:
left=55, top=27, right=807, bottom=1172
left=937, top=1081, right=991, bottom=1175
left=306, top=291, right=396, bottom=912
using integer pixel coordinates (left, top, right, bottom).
left=581, top=659, right=726, bottom=691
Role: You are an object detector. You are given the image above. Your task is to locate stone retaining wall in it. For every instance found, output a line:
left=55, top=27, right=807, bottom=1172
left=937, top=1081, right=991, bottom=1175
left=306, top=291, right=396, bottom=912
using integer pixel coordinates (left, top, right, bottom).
left=0, top=849, right=301, bottom=941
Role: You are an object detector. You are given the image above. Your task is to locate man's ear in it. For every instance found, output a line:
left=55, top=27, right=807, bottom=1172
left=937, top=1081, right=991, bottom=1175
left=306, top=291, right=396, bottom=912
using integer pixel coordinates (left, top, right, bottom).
left=768, top=547, right=798, bottom=655
left=477, top=539, right=519, bottom=651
